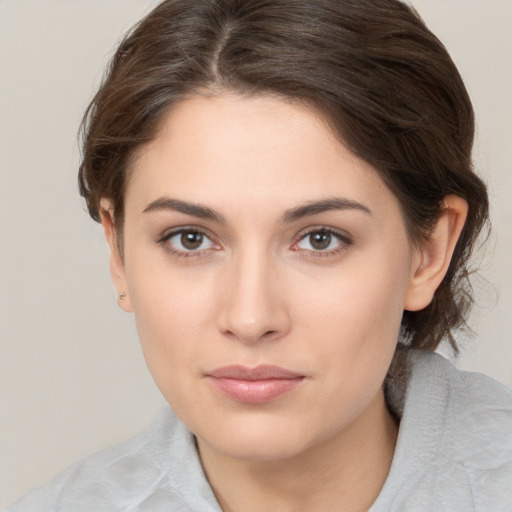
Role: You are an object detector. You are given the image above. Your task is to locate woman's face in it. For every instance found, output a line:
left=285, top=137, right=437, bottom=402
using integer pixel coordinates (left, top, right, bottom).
left=112, top=93, right=422, bottom=461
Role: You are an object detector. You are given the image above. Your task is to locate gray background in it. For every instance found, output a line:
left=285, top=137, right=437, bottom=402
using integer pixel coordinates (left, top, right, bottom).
left=1, top=0, right=511, bottom=507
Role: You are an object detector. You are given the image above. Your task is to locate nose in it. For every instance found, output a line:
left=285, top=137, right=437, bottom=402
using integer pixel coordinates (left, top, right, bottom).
left=216, top=248, right=291, bottom=344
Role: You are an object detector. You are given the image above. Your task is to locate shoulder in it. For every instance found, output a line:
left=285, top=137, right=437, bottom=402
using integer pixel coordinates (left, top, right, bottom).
left=424, top=352, right=512, bottom=509
left=409, top=350, right=512, bottom=443
left=376, top=350, right=512, bottom=511
left=7, top=407, right=219, bottom=512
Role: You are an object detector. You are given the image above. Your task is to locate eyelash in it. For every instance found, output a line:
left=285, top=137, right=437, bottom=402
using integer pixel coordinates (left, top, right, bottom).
left=156, top=227, right=220, bottom=258
left=156, top=227, right=352, bottom=259
left=291, top=227, right=352, bottom=258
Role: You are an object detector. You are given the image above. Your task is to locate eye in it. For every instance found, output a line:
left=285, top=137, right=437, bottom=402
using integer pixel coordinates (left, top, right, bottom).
left=293, top=228, right=351, bottom=255
left=159, top=228, right=218, bottom=255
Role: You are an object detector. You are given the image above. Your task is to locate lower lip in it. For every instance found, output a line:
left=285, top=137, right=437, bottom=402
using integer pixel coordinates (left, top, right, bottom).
left=207, top=377, right=304, bottom=404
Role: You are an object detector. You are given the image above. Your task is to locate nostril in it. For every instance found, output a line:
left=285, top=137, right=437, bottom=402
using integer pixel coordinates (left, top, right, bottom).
left=221, top=326, right=281, bottom=345
left=216, top=279, right=291, bottom=343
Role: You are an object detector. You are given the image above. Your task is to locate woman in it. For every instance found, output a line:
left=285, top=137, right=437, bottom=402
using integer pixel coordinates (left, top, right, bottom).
left=8, top=0, right=511, bottom=510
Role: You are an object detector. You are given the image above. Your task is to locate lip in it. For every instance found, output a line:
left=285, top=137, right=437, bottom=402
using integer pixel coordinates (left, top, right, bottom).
left=206, top=365, right=305, bottom=404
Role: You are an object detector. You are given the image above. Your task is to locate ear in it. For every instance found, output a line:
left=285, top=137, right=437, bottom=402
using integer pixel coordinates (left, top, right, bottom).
left=99, top=198, right=133, bottom=313
left=404, top=195, right=468, bottom=312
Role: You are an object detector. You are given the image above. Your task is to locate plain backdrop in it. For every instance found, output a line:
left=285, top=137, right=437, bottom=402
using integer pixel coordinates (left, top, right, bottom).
left=1, top=0, right=511, bottom=507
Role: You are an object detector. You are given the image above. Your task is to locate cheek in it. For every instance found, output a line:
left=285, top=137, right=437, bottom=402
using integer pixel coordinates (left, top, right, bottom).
left=125, top=258, right=217, bottom=388
left=128, top=246, right=215, bottom=324
left=297, top=251, right=409, bottom=343
left=293, top=248, right=410, bottom=392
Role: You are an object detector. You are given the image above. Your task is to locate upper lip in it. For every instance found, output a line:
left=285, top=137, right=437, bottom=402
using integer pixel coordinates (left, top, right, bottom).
left=207, top=365, right=304, bottom=380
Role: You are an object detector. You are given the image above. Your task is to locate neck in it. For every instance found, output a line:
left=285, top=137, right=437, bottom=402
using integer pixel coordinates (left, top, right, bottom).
left=197, top=389, right=398, bottom=512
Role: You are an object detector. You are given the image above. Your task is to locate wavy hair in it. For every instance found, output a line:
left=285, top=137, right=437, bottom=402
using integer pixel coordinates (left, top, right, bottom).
left=79, top=0, right=489, bottom=353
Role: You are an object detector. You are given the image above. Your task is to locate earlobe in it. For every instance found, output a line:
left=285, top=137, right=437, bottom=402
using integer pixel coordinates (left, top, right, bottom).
left=99, top=198, right=133, bottom=313
left=404, top=195, right=468, bottom=312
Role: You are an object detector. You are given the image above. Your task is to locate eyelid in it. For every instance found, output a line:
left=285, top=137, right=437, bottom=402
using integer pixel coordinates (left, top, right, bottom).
left=156, top=225, right=352, bottom=258
left=156, top=226, right=221, bottom=256
left=291, top=226, right=353, bottom=256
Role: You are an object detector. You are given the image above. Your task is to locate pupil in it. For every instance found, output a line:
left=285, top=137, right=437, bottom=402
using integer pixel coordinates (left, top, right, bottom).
left=181, top=231, right=203, bottom=250
left=311, top=231, right=331, bottom=250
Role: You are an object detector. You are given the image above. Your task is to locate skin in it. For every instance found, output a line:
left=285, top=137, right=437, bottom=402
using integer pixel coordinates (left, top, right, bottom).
left=101, top=93, right=467, bottom=511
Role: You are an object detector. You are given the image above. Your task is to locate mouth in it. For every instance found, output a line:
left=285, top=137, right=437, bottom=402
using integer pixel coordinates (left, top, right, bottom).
left=206, top=365, right=305, bottom=404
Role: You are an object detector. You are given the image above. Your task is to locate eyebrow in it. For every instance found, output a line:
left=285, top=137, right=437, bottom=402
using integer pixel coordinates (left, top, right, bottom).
left=281, top=197, right=372, bottom=223
left=142, top=196, right=371, bottom=224
left=143, top=197, right=226, bottom=223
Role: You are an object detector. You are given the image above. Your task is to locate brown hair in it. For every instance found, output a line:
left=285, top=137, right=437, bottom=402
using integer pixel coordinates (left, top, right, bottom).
left=79, top=0, right=489, bottom=353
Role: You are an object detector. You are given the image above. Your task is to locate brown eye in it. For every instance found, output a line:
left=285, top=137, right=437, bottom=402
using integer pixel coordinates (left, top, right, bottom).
left=162, top=229, right=217, bottom=254
left=181, top=231, right=203, bottom=250
left=309, top=230, right=332, bottom=250
left=294, top=228, right=350, bottom=254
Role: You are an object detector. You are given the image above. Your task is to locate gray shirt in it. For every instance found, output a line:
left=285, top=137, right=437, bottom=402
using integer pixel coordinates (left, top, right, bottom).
left=7, top=350, right=512, bottom=511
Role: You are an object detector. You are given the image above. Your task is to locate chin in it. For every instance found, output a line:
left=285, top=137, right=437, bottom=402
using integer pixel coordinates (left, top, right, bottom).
left=195, top=414, right=323, bottom=462
left=205, top=437, right=308, bottom=462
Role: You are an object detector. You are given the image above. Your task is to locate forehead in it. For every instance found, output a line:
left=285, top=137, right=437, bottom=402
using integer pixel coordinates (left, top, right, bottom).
left=126, top=93, right=401, bottom=220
